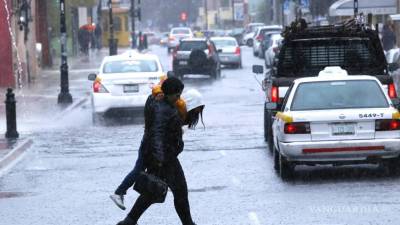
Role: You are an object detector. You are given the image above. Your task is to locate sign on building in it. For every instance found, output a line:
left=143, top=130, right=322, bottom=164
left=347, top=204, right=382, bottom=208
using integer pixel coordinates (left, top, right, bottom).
left=234, top=2, right=244, bottom=21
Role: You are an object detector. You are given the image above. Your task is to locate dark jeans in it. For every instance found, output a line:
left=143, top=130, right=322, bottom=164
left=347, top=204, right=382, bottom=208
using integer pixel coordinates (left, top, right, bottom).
left=115, top=138, right=146, bottom=195
left=127, top=158, right=195, bottom=225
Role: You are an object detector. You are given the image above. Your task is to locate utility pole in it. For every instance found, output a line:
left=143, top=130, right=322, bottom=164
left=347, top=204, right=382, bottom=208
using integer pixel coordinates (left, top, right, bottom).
left=58, top=0, right=73, bottom=105
left=204, top=0, right=208, bottom=30
left=231, top=0, right=235, bottom=27
left=108, top=0, right=117, bottom=55
left=130, top=0, right=136, bottom=48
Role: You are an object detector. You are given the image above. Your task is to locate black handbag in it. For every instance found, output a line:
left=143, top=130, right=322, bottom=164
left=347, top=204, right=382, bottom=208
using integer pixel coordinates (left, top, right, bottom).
left=133, top=171, right=168, bottom=203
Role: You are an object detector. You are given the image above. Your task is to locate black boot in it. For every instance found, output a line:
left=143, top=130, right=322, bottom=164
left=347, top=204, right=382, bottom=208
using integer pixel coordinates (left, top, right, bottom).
left=116, top=216, right=137, bottom=225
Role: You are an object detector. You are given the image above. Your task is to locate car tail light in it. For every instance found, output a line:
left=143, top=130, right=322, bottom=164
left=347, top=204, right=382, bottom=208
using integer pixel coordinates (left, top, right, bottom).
left=256, top=35, right=263, bottom=41
left=235, top=46, right=241, bottom=55
left=284, top=122, right=311, bottom=134
left=375, top=119, right=400, bottom=131
left=388, top=82, right=397, bottom=98
left=93, top=81, right=109, bottom=93
left=271, top=86, right=279, bottom=103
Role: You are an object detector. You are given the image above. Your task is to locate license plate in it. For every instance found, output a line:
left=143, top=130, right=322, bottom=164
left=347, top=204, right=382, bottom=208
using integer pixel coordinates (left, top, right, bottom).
left=222, top=56, right=230, bottom=61
left=179, top=61, right=188, bottom=65
left=123, top=84, right=139, bottom=93
left=331, top=123, right=355, bottom=135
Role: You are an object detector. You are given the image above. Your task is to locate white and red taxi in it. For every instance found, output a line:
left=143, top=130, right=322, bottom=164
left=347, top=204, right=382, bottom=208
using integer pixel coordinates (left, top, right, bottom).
left=271, top=67, right=400, bottom=179
left=88, top=51, right=165, bottom=124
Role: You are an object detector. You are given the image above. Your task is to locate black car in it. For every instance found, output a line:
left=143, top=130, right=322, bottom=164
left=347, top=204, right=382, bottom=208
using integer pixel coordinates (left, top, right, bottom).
left=172, top=38, right=221, bottom=79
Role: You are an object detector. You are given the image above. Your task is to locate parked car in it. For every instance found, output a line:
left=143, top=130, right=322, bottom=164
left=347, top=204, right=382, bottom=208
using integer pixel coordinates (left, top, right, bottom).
left=167, top=27, right=193, bottom=53
left=252, top=25, right=282, bottom=57
left=271, top=67, right=400, bottom=179
left=211, top=37, right=242, bottom=68
left=242, top=22, right=265, bottom=46
left=228, top=27, right=245, bottom=45
left=258, top=32, right=282, bottom=59
left=262, top=34, right=283, bottom=63
left=159, top=32, right=169, bottom=46
left=172, top=38, right=221, bottom=79
left=88, top=51, right=165, bottom=124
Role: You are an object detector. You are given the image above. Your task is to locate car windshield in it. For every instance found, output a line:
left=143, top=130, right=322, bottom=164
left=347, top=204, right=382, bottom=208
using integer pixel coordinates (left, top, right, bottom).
left=172, top=29, right=190, bottom=34
left=212, top=39, right=237, bottom=48
left=103, top=60, right=159, bottom=73
left=179, top=41, right=207, bottom=51
left=291, top=80, right=389, bottom=110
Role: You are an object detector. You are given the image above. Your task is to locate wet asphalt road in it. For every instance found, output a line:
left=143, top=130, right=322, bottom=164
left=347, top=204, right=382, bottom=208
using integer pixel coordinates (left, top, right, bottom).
left=1, top=46, right=400, bottom=225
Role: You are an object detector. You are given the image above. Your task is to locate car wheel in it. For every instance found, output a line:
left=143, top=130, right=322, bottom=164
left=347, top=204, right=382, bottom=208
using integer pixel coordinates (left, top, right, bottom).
left=264, top=108, right=274, bottom=151
left=210, top=67, right=218, bottom=80
left=246, top=39, right=253, bottom=47
left=92, top=112, right=103, bottom=125
left=279, top=153, right=294, bottom=180
left=382, top=157, right=400, bottom=175
left=259, top=50, right=264, bottom=59
left=273, top=146, right=280, bottom=171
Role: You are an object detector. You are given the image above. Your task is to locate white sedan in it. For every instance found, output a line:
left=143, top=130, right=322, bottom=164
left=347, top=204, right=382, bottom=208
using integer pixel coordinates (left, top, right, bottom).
left=271, top=67, right=400, bottom=179
left=88, top=51, right=165, bottom=124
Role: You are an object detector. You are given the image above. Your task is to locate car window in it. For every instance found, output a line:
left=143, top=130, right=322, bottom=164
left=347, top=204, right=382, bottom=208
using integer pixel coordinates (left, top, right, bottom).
left=212, top=39, right=237, bottom=48
left=291, top=80, right=389, bottom=110
left=103, top=60, right=159, bottom=73
left=172, top=29, right=190, bottom=34
left=179, top=41, right=207, bottom=51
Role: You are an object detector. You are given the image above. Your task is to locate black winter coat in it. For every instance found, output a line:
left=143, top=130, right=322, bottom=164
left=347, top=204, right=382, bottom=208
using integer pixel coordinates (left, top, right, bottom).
left=147, top=99, right=184, bottom=165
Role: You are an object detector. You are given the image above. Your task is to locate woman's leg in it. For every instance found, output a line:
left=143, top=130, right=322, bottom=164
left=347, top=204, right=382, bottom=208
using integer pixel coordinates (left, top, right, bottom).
left=166, top=159, right=195, bottom=225
left=126, top=193, right=154, bottom=223
left=115, top=139, right=146, bottom=195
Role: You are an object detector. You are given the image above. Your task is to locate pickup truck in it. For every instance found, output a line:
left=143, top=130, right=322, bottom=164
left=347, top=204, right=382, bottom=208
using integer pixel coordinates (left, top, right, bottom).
left=253, top=18, right=399, bottom=150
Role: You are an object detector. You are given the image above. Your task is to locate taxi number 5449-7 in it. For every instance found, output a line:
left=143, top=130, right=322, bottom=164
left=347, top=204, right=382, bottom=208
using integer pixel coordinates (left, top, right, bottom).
left=359, top=113, right=384, bottom=118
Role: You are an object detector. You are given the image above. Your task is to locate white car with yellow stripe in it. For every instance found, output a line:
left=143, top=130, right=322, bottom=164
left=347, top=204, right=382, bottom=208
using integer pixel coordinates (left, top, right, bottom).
left=88, top=51, right=165, bottom=124
left=271, top=67, right=400, bottom=179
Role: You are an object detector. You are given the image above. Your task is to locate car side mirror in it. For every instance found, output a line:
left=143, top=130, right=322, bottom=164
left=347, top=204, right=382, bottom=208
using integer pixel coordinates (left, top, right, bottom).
left=167, top=71, right=175, bottom=78
left=217, top=49, right=223, bottom=53
left=388, top=63, right=399, bottom=72
left=392, top=98, right=400, bottom=109
left=88, top=73, right=97, bottom=81
left=252, top=65, right=264, bottom=74
left=265, top=102, right=277, bottom=110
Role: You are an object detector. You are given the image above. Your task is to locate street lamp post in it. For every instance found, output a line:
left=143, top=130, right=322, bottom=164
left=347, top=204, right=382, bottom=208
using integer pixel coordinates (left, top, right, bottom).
left=130, top=0, right=136, bottom=48
left=58, top=0, right=73, bottom=105
left=108, top=0, right=117, bottom=55
left=204, top=0, right=208, bottom=30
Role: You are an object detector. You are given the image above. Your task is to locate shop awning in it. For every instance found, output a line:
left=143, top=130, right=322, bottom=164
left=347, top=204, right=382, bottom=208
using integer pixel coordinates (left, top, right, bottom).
left=329, top=0, right=397, bottom=17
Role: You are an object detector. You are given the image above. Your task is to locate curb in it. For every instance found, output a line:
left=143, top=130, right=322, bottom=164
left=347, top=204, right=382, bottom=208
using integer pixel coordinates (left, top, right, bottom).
left=0, top=139, right=33, bottom=177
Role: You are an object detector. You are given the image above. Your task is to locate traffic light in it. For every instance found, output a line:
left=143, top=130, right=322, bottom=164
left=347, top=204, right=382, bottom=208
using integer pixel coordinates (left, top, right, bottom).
left=180, top=11, right=187, bottom=21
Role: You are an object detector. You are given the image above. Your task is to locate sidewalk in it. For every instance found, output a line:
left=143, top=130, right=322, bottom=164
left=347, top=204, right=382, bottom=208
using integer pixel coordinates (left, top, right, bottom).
left=0, top=47, right=115, bottom=177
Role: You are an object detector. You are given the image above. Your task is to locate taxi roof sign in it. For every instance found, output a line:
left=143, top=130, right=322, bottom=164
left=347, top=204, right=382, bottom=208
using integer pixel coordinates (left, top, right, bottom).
left=318, top=66, right=348, bottom=77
